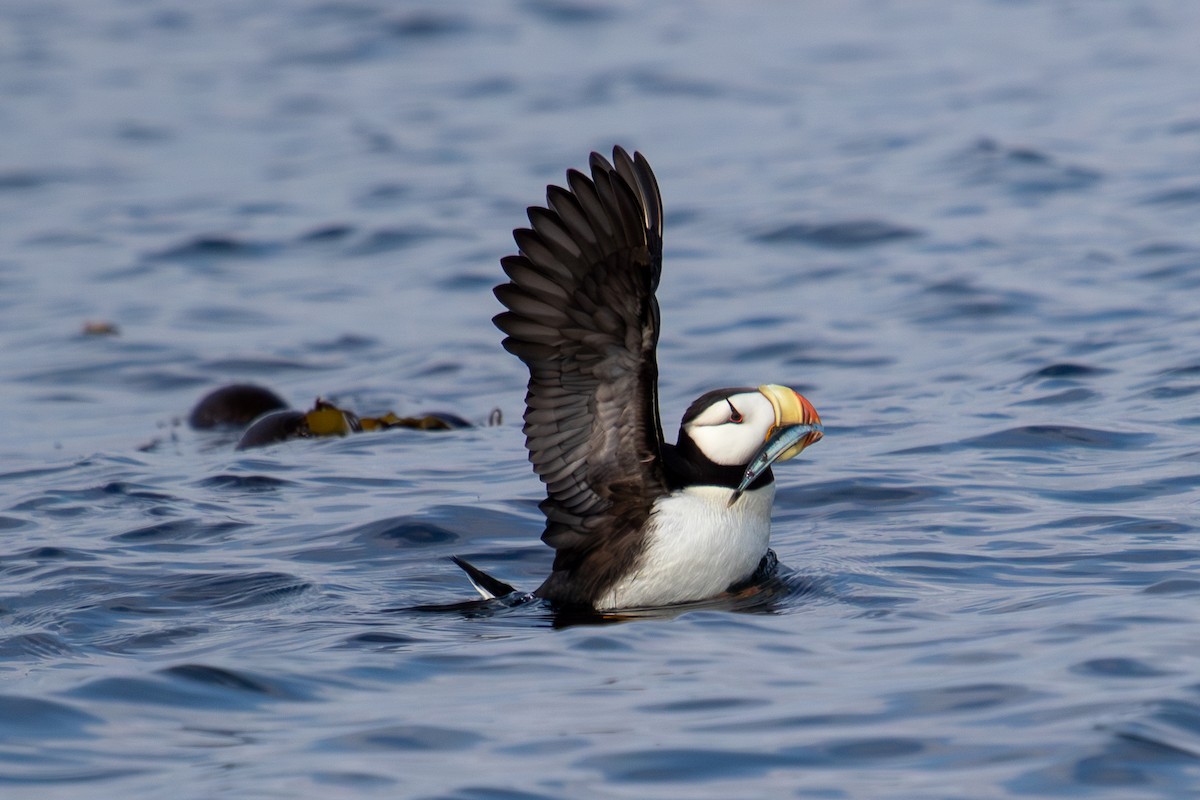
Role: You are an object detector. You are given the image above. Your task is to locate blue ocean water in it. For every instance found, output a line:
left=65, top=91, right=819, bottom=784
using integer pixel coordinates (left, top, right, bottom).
left=3, top=1, right=1200, bottom=797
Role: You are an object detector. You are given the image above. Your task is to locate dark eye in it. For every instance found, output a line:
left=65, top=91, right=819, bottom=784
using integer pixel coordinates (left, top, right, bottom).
left=726, top=400, right=743, bottom=424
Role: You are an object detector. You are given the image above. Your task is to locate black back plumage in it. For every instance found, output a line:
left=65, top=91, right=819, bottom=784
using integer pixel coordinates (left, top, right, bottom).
left=493, top=147, right=667, bottom=606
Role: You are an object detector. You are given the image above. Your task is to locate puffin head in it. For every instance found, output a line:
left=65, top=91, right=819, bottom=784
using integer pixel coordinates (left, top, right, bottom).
left=680, top=385, right=823, bottom=502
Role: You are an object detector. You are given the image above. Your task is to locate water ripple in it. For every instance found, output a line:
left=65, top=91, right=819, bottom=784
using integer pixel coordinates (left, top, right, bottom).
left=952, top=138, right=1103, bottom=197
left=68, top=663, right=312, bottom=709
left=893, top=425, right=1153, bottom=455
left=0, top=695, right=100, bottom=739
left=146, top=235, right=281, bottom=263
left=157, top=572, right=312, bottom=609
left=753, top=219, right=921, bottom=248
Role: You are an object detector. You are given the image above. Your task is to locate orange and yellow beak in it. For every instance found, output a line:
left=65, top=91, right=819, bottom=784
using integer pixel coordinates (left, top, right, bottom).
left=758, top=384, right=823, bottom=462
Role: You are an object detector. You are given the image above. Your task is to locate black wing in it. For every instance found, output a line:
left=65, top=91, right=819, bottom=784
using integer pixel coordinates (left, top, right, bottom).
left=494, top=147, right=667, bottom=605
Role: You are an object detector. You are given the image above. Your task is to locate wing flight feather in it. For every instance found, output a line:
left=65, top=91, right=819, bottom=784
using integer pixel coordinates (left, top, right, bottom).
left=494, top=147, right=667, bottom=604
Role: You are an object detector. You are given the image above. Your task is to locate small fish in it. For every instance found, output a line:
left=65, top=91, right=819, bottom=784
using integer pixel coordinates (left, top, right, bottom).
left=730, top=422, right=825, bottom=506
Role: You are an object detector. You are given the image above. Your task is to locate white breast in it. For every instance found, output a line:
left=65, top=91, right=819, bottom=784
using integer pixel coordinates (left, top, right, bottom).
left=595, top=484, right=775, bottom=610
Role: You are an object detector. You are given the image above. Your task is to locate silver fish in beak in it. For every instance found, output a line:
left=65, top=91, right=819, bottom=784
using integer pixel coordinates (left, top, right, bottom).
left=729, top=384, right=823, bottom=506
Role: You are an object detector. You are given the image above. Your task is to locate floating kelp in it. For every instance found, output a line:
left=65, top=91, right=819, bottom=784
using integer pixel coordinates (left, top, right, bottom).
left=81, top=320, right=120, bottom=336
left=359, top=411, right=471, bottom=431
left=188, top=384, right=493, bottom=450
left=235, top=400, right=477, bottom=450
left=189, top=384, right=289, bottom=429
left=235, top=400, right=363, bottom=450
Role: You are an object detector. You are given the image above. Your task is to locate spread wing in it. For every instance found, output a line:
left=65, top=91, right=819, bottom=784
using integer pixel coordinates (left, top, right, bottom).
left=494, top=147, right=667, bottom=602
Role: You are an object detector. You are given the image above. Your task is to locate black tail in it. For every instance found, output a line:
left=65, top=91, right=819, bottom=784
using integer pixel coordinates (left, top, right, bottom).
left=450, top=556, right=518, bottom=599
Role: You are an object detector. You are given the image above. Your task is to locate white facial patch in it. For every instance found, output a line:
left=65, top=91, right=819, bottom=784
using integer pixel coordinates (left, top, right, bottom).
left=683, top=390, right=777, bottom=466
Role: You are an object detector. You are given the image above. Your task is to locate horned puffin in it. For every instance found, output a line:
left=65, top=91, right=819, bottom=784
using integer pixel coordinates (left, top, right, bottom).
left=458, top=147, right=823, bottom=611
